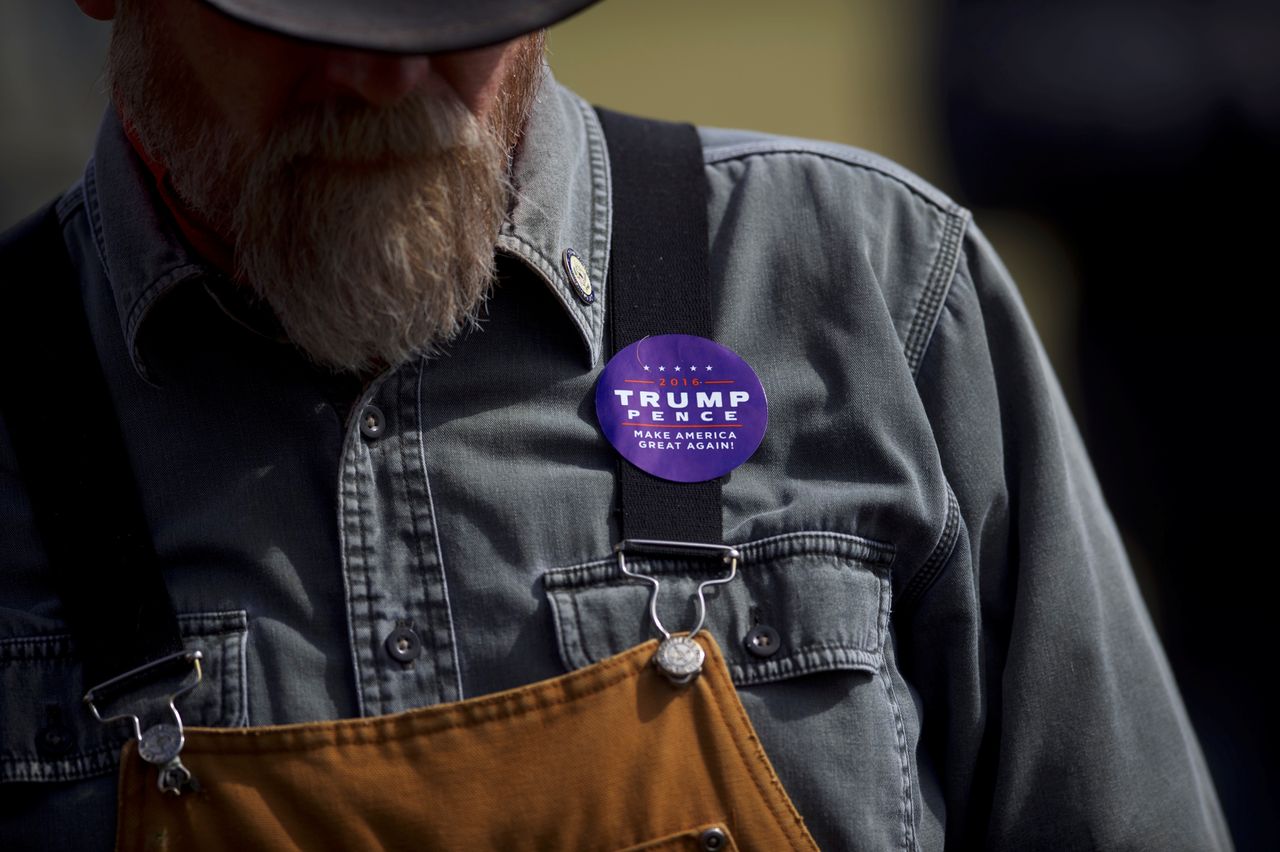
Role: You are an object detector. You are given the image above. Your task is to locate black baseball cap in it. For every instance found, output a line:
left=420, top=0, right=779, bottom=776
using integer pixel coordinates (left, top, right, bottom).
left=199, top=0, right=604, bottom=53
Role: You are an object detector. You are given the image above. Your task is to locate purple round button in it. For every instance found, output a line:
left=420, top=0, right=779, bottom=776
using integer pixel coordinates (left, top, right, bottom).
left=595, top=334, right=768, bottom=483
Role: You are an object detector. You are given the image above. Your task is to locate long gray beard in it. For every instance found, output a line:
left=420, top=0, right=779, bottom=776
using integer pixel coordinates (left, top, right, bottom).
left=230, top=96, right=511, bottom=374
left=108, top=6, right=543, bottom=374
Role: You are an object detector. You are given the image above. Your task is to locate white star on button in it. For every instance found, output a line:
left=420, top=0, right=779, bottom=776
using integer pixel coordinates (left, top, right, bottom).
left=659, top=366, right=665, bottom=372
left=643, top=365, right=650, bottom=371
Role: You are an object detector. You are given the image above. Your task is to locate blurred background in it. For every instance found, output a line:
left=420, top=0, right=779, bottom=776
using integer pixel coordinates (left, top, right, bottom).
left=3, top=1, right=1275, bottom=847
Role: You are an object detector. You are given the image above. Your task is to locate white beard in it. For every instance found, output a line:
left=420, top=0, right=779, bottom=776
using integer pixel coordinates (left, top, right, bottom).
left=108, top=8, right=544, bottom=373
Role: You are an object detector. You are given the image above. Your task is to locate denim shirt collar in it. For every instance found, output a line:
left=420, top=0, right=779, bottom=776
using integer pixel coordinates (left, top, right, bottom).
left=499, top=70, right=612, bottom=367
left=84, top=68, right=612, bottom=382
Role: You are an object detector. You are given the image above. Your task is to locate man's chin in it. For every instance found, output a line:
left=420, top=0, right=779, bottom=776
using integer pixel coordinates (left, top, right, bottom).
left=231, top=179, right=502, bottom=375
left=250, top=267, right=494, bottom=376
left=218, top=93, right=514, bottom=375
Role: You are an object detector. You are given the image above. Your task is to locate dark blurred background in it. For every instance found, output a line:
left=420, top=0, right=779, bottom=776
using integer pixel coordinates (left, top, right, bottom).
left=4, top=2, right=1275, bottom=847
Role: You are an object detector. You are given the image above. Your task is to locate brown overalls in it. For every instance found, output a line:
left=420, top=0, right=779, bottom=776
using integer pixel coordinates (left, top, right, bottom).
left=115, top=635, right=819, bottom=851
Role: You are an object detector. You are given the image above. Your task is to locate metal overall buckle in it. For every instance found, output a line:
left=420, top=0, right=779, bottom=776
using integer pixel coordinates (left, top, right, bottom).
left=615, top=539, right=740, bottom=685
left=84, top=650, right=203, bottom=795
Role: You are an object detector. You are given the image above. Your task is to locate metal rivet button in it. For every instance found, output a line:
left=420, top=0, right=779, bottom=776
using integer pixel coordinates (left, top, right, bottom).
left=35, top=723, right=74, bottom=759
left=35, top=705, right=75, bottom=759
left=562, top=248, right=595, bottom=305
left=359, top=404, right=385, bottom=439
left=384, top=626, right=421, bottom=663
left=744, top=624, right=781, bottom=658
left=700, top=827, right=728, bottom=851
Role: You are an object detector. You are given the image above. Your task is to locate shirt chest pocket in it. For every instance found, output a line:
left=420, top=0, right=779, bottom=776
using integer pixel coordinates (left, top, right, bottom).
left=543, top=531, right=895, bottom=687
left=0, top=610, right=249, bottom=785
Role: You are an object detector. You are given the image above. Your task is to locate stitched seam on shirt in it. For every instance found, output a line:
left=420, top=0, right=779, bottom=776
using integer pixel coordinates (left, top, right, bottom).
left=733, top=529, right=895, bottom=565
left=394, top=367, right=445, bottom=702
left=905, top=208, right=969, bottom=377
left=731, top=640, right=880, bottom=660
left=876, top=574, right=917, bottom=852
left=83, top=159, right=111, bottom=281
left=338, top=431, right=370, bottom=717
left=234, top=617, right=249, bottom=726
left=548, top=554, right=890, bottom=587
left=415, top=357, right=465, bottom=702
left=0, top=743, right=124, bottom=783
left=550, top=529, right=896, bottom=581
left=0, top=635, right=81, bottom=657
left=219, top=635, right=232, bottom=725
left=577, top=92, right=610, bottom=363
left=728, top=645, right=880, bottom=685
left=545, top=590, right=585, bottom=671
left=569, top=588, right=595, bottom=668
left=898, top=483, right=961, bottom=611
left=0, top=614, right=245, bottom=643
left=358, top=446, right=388, bottom=717
left=703, top=146, right=954, bottom=215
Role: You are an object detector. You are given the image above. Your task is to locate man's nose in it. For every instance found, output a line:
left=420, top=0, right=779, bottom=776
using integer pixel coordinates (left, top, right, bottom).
left=320, top=50, right=434, bottom=106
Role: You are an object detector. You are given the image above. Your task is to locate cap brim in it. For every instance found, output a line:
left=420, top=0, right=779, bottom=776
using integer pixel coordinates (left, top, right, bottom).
left=201, top=0, right=602, bottom=53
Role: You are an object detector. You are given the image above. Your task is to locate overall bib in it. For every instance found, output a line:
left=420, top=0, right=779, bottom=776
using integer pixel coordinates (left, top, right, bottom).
left=115, top=637, right=818, bottom=851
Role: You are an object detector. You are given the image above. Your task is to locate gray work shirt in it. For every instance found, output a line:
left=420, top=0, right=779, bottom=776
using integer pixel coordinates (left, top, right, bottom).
left=0, top=70, right=1232, bottom=850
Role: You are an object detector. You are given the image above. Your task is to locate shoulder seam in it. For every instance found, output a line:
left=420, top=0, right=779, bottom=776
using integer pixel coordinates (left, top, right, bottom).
left=702, top=140, right=956, bottom=214
left=695, top=132, right=973, bottom=370
left=905, top=207, right=970, bottom=378
left=898, top=482, right=961, bottom=612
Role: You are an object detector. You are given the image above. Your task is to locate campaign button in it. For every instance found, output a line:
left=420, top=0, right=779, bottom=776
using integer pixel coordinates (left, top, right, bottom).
left=595, top=334, right=767, bottom=483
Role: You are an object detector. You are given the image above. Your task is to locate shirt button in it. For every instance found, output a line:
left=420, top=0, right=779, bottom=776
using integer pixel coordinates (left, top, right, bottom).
left=384, top=626, right=421, bottom=663
left=359, top=404, right=385, bottom=439
left=744, top=624, right=781, bottom=658
left=35, top=721, right=75, bottom=759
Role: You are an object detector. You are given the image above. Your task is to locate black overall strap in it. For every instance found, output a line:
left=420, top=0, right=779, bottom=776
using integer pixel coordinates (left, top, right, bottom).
left=0, top=203, right=185, bottom=690
left=595, top=107, right=722, bottom=545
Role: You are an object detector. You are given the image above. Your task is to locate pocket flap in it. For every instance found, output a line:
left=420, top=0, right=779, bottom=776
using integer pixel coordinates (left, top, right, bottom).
left=543, top=532, right=894, bottom=686
left=0, top=610, right=248, bottom=784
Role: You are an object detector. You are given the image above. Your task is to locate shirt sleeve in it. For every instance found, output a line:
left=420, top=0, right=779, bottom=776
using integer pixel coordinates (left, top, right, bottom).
left=905, top=221, right=1233, bottom=850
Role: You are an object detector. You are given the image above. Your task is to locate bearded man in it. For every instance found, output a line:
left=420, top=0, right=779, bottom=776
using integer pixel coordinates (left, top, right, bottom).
left=0, top=1, right=1233, bottom=850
